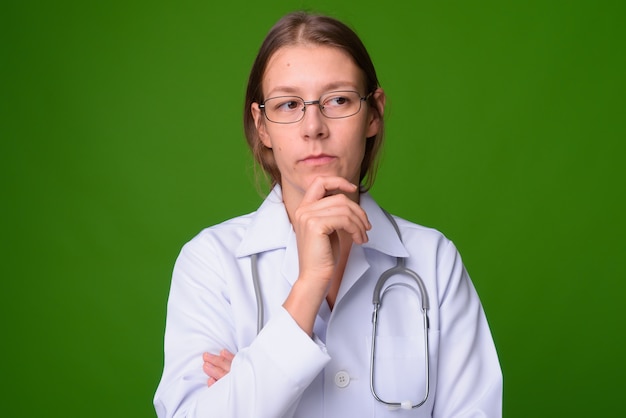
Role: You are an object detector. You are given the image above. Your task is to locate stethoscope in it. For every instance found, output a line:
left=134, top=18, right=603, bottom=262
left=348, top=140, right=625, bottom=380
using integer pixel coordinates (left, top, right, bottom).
left=250, top=211, right=430, bottom=410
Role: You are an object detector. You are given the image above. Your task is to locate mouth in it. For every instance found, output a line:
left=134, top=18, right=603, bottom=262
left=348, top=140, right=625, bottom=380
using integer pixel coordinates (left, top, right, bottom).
left=299, top=154, right=336, bottom=166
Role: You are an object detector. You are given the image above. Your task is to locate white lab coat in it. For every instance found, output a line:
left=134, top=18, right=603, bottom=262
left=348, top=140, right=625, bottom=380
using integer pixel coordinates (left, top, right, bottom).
left=154, top=186, right=502, bottom=417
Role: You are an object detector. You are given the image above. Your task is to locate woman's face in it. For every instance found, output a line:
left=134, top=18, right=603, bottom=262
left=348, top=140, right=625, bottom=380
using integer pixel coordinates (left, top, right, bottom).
left=252, top=44, right=384, bottom=199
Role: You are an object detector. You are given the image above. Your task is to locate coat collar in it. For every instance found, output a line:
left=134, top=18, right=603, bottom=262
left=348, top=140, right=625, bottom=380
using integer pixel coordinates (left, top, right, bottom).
left=235, top=186, right=292, bottom=258
left=235, top=185, right=409, bottom=259
left=359, top=192, right=410, bottom=258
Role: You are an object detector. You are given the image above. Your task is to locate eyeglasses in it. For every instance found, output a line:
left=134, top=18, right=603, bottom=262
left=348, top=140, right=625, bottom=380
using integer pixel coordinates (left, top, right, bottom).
left=259, top=90, right=371, bottom=124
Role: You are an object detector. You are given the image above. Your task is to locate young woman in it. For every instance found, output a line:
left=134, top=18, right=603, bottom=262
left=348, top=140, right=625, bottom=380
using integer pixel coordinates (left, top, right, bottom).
left=154, top=11, right=502, bottom=417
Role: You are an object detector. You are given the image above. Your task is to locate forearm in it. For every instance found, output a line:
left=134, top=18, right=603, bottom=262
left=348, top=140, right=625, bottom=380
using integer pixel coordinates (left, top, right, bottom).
left=282, top=278, right=328, bottom=337
left=155, top=308, right=330, bottom=418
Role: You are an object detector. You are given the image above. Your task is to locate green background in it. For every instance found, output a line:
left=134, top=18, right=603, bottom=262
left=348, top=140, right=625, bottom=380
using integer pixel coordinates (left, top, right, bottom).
left=2, top=0, right=624, bottom=416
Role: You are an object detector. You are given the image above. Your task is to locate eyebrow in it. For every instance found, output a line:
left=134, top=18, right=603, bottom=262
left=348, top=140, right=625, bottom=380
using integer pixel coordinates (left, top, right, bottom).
left=266, top=81, right=361, bottom=98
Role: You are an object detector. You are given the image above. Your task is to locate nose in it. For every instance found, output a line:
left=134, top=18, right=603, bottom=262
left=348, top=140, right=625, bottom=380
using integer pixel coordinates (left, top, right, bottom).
left=300, top=101, right=329, bottom=140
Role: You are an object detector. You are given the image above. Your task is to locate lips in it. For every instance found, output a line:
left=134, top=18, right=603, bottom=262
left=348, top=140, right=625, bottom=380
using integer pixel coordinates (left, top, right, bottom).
left=300, top=154, right=336, bottom=165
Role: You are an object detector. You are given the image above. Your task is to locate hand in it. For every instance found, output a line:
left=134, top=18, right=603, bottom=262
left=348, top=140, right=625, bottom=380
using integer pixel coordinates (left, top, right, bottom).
left=293, top=176, right=371, bottom=286
left=202, top=349, right=234, bottom=387
left=284, top=176, right=371, bottom=335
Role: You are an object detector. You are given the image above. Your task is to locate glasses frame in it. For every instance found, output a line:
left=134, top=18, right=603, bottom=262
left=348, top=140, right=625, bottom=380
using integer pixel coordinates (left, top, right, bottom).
left=258, top=90, right=372, bottom=124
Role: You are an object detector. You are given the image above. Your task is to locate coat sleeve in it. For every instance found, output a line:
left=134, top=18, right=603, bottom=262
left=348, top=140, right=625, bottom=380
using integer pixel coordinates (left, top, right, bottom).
left=433, top=240, right=503, bottom=417
left=153, top=236, right=331, bottom=418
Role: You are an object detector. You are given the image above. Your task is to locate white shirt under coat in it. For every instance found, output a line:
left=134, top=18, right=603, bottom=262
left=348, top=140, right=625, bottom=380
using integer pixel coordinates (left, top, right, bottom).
left=154, top=186, right=502, bottom=417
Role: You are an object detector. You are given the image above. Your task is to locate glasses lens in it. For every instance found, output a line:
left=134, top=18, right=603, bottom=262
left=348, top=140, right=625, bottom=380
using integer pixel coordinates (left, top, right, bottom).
left=263, top=96, right=304, bottom=123
left=321, top=91, right=363, bottom=119
left=261, top=91, right=365, bottom=123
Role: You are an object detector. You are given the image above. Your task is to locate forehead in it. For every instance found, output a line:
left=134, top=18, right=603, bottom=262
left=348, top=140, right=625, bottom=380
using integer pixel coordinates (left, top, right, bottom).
left=263, top=44, right=365, bottom=96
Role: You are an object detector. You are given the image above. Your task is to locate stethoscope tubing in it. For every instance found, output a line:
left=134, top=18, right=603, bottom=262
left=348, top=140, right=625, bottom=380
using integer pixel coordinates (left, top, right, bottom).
left=369, top=211, right=431, bottom=409
left=251, top=253, right=264, bottom=335
left=370, top=277, right=431, bottom=410
left=251, top=210, right=431, bottom=409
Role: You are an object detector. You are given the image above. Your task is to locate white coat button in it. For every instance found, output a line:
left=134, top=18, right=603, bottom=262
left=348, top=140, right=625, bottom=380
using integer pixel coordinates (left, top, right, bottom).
left=334, top=371, right=350, bottom=388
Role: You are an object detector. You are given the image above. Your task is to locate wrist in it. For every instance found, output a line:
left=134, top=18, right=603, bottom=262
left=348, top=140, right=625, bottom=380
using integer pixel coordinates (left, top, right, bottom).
left=283, top=278, right=327, bottom=336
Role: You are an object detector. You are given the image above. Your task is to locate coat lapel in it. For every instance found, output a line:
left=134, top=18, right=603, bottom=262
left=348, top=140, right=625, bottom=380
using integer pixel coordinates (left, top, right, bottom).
left=236, top=186, right=411, bottom=306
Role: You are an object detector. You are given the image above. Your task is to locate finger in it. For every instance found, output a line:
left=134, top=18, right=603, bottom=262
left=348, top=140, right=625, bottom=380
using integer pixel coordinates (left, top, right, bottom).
left=203, top=350, right=235, bottom=378
left=322, top=194, right=372, bottom=233
left=203, top=351, right=221, bottom=365
left=203, top=351, right=232, bottom=369
left=322, top=212, right=370, bottom=244
left=220, top=349, right=235, bottom=362
left=212, top=352, right=234, bottom=372
left=301, top=176, right=358, bottom=206
left=298, top=196, right=371, bottom=242
left=203, top=360, right=229, bottom=380
left=299, top=193, right=370, bottom=229
left=298, top=212, right=367, bottom=245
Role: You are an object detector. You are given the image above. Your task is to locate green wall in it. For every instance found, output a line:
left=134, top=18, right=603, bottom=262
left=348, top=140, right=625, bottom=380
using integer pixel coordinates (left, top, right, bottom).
left=2, top=1, right=624, bottom=416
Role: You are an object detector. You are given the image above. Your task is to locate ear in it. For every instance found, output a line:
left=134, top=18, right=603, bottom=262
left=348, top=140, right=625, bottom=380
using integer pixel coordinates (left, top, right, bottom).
left=366, top=88, right=386, bottom=138
left=252, top=102, right=272, bottom=148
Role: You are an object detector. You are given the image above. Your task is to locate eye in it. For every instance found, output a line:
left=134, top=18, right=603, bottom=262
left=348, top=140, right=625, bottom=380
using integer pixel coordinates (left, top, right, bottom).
left=274, top=98, right=302, bottom=112
left=324, top=94, right=352, bottom=108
